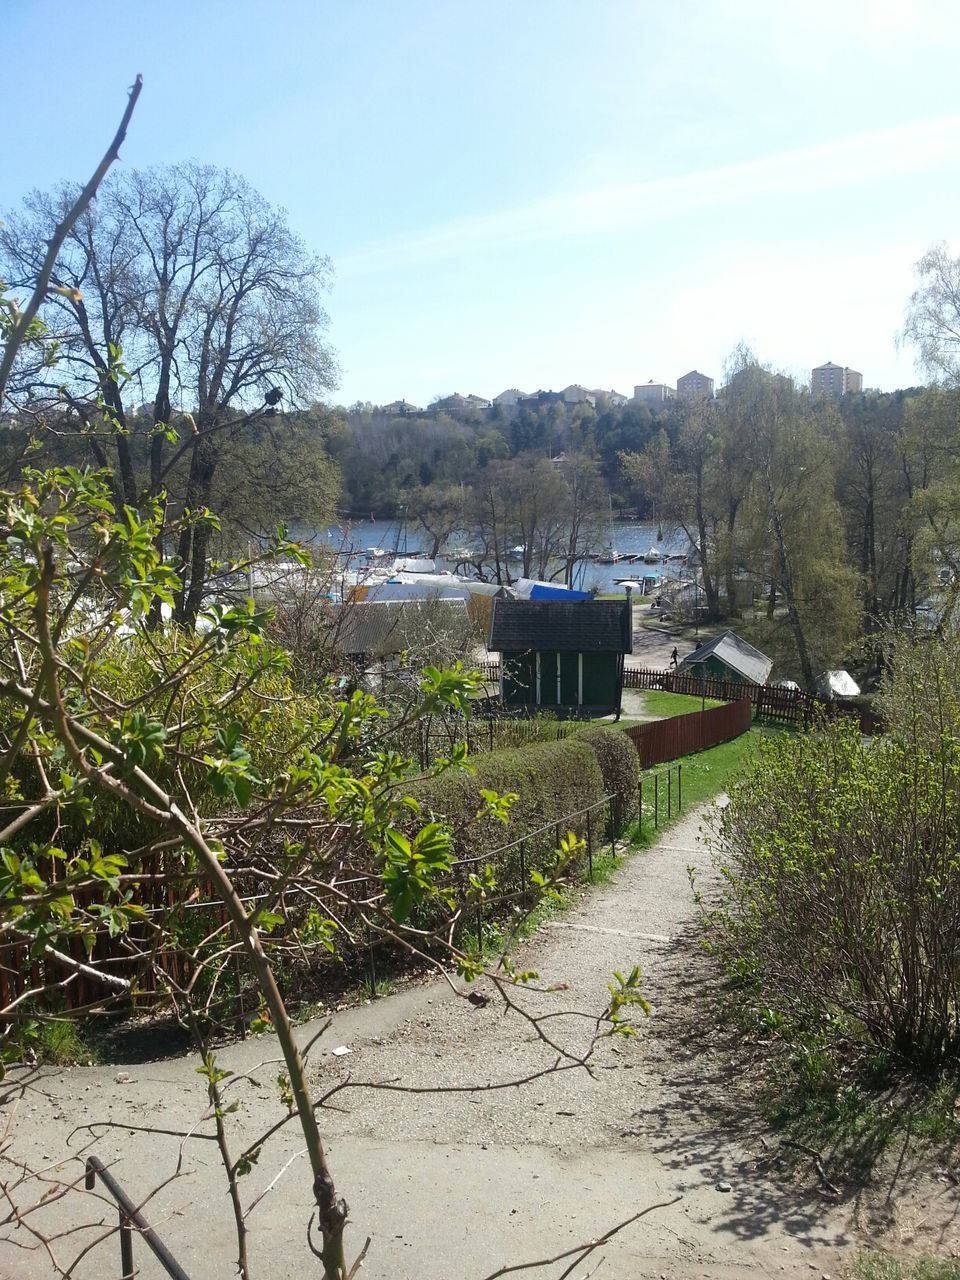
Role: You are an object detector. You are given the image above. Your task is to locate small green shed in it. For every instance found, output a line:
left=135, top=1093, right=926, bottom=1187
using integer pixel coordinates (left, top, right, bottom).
left=676, top=630, right=772, bottom=685
left=487, top=599, right=633, bottom=717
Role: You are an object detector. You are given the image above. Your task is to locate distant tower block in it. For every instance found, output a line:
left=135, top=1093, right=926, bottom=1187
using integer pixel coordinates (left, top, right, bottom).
left=676, top=370, right=715, bottom=401
left=811, top=362, right=862, bottom=398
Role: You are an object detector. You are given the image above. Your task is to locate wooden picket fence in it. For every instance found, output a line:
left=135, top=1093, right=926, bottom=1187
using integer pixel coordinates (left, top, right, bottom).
left=622, top=665, right=881, bottom=733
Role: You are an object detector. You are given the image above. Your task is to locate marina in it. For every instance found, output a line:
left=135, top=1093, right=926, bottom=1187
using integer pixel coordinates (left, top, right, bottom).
left=289, top=517, right=696, bottom=596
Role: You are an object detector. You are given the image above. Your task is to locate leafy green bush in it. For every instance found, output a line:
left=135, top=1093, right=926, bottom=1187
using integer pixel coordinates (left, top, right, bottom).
left=706, top=645, right=960, bottom=1070
left=410, top=737, right=606, bottom=888
left=2, top=627, right=334, bottom=858
left=577, top=726, right=640, bottom=832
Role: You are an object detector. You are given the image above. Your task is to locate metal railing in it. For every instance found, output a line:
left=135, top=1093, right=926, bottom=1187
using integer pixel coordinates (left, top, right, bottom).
left=85, top=1156, right=192, bottom=1279
left=386, top=758, right=683, bottom=966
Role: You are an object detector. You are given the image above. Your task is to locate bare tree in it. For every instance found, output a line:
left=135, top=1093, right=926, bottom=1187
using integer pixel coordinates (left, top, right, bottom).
left=902, top=241, right=960, bottom=385
left=0, top=84, right=658, bottom=1280
left=1, top=162, right=338, bottom=621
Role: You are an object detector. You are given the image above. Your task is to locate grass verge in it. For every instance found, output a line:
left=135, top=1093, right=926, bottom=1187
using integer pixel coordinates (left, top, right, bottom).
left=754, top=1041, right=960, bottom=1181
left=33, top=1017, right=101, bottom=1065
left=632, top=727, right=760, bottom=847
left=639, top=689, right=726, bottom=718
left=850, top=1255, right=960, bottom=1280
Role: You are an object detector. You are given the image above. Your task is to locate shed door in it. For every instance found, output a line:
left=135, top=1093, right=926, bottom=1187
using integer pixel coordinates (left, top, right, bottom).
left=559, top=652, right=579, bottom=705
left=581, top=653, right=617, bottom=707
left=539, top=651, right=559, bottom=706
left=503, top=653, right=535, bottom=704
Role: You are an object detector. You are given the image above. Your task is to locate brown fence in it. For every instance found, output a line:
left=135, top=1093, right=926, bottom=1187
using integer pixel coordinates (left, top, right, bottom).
left=623, top=697, right=753, bottom=767
left=623, top=665, right=881, bottom=733
left=624, top=665, right=779, bottom=704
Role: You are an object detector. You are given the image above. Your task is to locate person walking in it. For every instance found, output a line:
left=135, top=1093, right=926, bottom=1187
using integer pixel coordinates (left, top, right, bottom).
left=670, top=646, right=679, bottom=667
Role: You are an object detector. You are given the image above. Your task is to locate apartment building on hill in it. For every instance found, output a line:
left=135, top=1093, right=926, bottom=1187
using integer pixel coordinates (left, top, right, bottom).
left=676, top=369, right=715, bottom=401
left=633, top=380, right=676, bottom=405
left=811, top=362, right=862, bottom=398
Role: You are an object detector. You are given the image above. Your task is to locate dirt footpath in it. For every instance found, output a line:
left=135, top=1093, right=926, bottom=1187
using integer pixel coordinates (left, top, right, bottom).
left=626, top=608, right=698, bottom=671
left=5, top=803, right=956, bottom=1280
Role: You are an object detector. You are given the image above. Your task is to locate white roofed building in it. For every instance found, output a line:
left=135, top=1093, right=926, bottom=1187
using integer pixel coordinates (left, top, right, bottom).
left=634, top=381, right=676, bottom=405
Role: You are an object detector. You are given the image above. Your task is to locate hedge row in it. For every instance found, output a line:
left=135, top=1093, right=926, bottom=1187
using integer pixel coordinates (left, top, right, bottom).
left=575, top=726, right=640, bottom=833
left=408, top=728, right=638, bottom=888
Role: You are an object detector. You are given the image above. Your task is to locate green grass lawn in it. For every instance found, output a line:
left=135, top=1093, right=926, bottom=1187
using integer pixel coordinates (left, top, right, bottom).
left=640, top=689, right=725, bottom=718
left=851, top=1255, right=960, bottom=1280
left=633, top=726, right=760, bottom=846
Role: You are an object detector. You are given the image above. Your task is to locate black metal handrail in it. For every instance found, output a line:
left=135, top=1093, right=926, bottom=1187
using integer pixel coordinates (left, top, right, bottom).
left=84, top=1155, right=192, bottom=1279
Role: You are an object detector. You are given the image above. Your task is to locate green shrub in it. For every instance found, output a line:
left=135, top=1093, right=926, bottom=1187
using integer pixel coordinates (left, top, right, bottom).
left=706, top=695, right=960, bottom=1071
left=410, top=737, right=606, bottom=889
left=3, top=629, right=334, bottom=858
left=577, top=727, right=640, bottom=832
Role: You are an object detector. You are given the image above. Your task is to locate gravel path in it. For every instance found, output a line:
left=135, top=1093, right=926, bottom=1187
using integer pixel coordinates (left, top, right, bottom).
left=626, top=610, right=699, bottom=671
left=5, top=803, right=867, bottom=1280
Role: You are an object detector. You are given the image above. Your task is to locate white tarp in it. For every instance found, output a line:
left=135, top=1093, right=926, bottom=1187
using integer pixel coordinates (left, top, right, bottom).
left=818, top=669, right=861, bottom=699
left=392, top=557, right=437, bottom=574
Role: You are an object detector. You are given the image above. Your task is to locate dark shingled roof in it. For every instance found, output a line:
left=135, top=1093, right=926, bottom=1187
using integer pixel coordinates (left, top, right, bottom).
left=488, top=599, right=632, bottom=654
left=676, top=630, right=772, bottom=685
left=330, top=599, right=469, bottom=657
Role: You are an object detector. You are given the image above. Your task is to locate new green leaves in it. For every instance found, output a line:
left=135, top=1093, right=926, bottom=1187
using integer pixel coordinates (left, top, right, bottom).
left=380, top=821, right=454, bottom=922
left=204, top=722, right=261, bottom=807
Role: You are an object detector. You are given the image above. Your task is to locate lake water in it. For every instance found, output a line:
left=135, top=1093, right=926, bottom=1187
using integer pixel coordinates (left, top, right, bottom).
left=289, top=518, right=694, bottom=595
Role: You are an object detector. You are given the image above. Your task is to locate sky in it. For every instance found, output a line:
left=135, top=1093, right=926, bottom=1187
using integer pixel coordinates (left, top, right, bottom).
left=6, top=0, right=960, bottom=406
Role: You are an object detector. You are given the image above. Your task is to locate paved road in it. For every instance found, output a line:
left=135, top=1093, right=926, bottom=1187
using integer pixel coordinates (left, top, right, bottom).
left=4, top=803, right=864, bottom=1280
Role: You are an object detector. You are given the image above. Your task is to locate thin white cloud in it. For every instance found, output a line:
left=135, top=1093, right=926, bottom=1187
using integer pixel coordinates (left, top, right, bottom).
left=337, top=116, right=960, bottom=276
left=335, top=239, right=927, bottom=404
left=654, top=243, right=921, bottom=388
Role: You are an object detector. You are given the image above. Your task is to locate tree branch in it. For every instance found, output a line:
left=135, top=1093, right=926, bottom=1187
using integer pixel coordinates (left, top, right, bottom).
left=0, top=76, right=143, bottom=405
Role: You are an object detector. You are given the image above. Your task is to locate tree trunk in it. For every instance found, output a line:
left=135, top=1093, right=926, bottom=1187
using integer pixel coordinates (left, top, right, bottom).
left=771, top=507, right=815, bottom=689
left=174, top=436, right=217, bottom=624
